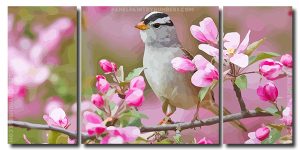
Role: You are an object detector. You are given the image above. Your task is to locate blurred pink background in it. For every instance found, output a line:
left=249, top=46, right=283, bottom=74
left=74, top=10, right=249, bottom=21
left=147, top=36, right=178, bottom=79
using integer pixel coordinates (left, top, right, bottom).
left=223, top=7, right=293, bottom=144
left=81, top=6, right=220, bottom=143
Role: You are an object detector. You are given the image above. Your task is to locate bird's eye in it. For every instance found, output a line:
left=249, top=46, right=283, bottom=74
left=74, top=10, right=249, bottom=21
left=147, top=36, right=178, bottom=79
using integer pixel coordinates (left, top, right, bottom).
left=153, top=23, right=160, bottom=28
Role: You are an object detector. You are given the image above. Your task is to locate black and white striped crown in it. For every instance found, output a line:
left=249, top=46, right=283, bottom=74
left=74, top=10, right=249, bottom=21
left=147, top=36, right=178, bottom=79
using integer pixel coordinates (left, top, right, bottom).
left=142, top=11, right=174, bottom=26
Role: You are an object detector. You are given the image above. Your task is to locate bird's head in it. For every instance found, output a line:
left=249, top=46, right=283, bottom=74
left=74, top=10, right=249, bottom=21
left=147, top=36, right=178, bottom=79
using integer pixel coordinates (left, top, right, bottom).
left=135, top=11, right=179, bottom=47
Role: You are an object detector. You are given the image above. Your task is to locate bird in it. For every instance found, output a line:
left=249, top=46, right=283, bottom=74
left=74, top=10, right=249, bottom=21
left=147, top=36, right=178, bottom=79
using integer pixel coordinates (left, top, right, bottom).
left=135, top=11, right=247, bottom=131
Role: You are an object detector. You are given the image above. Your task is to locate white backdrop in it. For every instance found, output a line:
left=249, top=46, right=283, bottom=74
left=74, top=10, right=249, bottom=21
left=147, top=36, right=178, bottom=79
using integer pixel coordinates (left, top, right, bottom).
left=1, top=0, right=298, bottom=149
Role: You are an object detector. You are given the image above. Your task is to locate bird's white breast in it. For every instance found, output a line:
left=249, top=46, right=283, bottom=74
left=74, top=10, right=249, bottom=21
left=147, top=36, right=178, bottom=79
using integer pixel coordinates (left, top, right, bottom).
left=143, top=46, right=199, bottom=109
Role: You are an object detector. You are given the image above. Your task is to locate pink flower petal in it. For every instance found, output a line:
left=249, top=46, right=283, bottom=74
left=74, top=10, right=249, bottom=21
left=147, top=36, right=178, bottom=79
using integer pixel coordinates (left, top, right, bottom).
left=171, top=57, right=196, bottom=73
left=130, top=76, right=146, bottom=90
left=236, top=30, right=251, bottom=53
left=198, top=44, right=219, bottom=59
left=192, top=55, right=209, bottom=70
left=199, top=17, right=218, bottom=44
left=230, top=53, right=249, bottom=68
left=125, top=89, right=144, bottom=107
left=191, top=70, right=213, bottom=87
left=190, top=25, right=208, bottom=43
left=83, top=111, right=102, bottom=124
left=224, top=32, right=240, bottom=50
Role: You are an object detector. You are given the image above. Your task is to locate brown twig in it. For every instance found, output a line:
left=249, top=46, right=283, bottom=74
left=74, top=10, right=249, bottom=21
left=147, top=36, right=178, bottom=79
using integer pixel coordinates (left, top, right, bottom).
left=232, top=81, right=248, bottom=112
left=8, top=110, right=272, bottom=142
left=8, top=120, right=77, bottom=139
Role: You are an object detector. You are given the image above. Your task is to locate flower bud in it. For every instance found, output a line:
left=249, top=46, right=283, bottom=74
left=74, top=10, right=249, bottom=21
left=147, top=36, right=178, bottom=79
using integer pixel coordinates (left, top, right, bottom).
left=130, top=76, right=146, bottom=90
left=95, top=75, right=110, bottom=94
left=259, top=59, right=283, bottom=80
left=125, top=88, right=144, bottom=107
left=91, top=94, right=104, bottom=109
left=99, top=59, right=117, bottom=73
left=257, top=82, right=278, bottom=102
left=255, top=127, right=270, bottom=141
left=280, top=54, right=293, bottom=68
left=171, top=57, right=196, bottom=73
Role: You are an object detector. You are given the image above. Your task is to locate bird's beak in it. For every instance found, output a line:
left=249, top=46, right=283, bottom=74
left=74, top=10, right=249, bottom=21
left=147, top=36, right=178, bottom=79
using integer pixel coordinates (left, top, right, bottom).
left=135, top=21, right=149, bottom=30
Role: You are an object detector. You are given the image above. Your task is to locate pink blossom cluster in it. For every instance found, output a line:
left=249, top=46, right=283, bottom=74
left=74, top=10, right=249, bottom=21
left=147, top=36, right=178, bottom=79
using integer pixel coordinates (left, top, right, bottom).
left=256, top=54, right=292, bottom=103
left=83, top=59, right=146, bottom=143
left=83, top=110, right=140, bottom=144
left=8, top=14, right=75, bottom=103
left=245, top=126, right=270, bottom=144
left=281, top=99, right=293, bottom=126
left=171, top=17, right=219, bottom=88
left=93, top=59, right=146, bottom=108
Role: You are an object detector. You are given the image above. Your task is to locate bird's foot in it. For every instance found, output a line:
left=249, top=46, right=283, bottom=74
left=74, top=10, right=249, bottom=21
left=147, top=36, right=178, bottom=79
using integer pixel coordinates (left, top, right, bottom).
left=159, top=116, right=174, bottom=125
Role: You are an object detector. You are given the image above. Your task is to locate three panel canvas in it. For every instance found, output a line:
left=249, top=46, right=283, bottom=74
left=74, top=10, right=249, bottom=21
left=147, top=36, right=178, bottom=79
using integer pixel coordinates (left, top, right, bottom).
left=8, top=6, right=293, bottom=145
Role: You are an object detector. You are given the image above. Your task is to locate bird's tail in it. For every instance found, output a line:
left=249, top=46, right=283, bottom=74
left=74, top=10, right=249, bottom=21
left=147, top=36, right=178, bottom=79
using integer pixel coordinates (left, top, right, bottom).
left=203, top=102, right=248, bottom=132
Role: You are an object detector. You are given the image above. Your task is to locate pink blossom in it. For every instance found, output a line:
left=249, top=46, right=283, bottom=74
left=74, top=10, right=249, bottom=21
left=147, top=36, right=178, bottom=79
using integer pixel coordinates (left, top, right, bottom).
left=259, top=59, right=283, bottom=80
left=23, top=134, right=31, bottom=144
left=37, top=28, right=62, bottom=53
left=198, top=44, right=219, bottom=60
left=8, top=84, right=27, bottom=101
left=9, top=48, right=50, bottom=87
left=245, top=132, right=261, bottom=144
left=257, top=82, right=278, bottom=102
left=110, top=93, right=122, bottom=105
left=50, top=17, right=75, bottom=38
left=190, top=17, right=218, bottom=45
left=171, top=57, right=196, bottom=73
left=83, top=111, right=106, bottom=136
left=99, top=59, right=117, bottom=73
left=197, top=137, right=213, bottom=144
left=255, top=127, right=270, bottom=141
left=281, top=99, right=292, bottom=126
left=222, top=30, right=251, bottom=68
left=43, top=108, right=69, bottom=128
left=191, top=55, right=219, bottom=87
left=91, top=94, right=104, bottom=109
left=68, top=138, right=76, bottom=144
left=100, top=126, right=140, bottom=144
left=95, top=75, right=110, bottom=94
left=245, top=127, right=270, bottom=144
left=130, top=76, right=146, bottom=90
left=125, top=88, right=144, bottom=107
left=280, top=54, right=293, bottom=68
left=44, top=96, right=64, bottom=114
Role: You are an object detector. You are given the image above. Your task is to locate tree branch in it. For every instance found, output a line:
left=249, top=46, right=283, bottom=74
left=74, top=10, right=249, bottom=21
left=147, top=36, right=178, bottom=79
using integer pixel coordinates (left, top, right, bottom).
left=8, top=120, right=77, bottom=139
left=8, top=110, right=272, bottom=143
left=232, top=81, right=248, bottom=112
left=140, top=110, right=271, bottom=132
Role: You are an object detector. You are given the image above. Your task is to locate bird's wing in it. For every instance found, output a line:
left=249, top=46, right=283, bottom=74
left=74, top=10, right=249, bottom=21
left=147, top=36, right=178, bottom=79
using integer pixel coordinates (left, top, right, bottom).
left=180, top=47, right=194, bottom=60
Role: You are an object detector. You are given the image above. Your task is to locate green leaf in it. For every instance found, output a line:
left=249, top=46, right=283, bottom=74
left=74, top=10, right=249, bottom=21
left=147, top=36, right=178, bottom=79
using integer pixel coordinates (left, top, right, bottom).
left=56, top=134, right=69, bottom=144
left=249, top=52, right=280, bottom=65
left=279, top=135, right=292, bottom=144
left=133, top=137, right=148, bottom=144
left=198, top=86, right=210, bottom=101
left=48, top=131, right=62, bottom=144
left=156, top=139, right=173, bottom=144
left=118, top=110, right=148, bottom=127
left=127, top=118, right=143, bottom=127
left=255, top=107, right=265, bottom=113
left=261, top=128, right=281, bottom=144
left=235, top=75, right=247, bottom=90
left=268, top=124, right=285, bottom=131
left=173, top=134, right=183, bottom=144
left=125, top=67, right=145, bottom=81
left=265, top=107, right=281, bottom=117
left=244, top=38, right=266, bottom=56
left=116, top=66, right=124, bottom=82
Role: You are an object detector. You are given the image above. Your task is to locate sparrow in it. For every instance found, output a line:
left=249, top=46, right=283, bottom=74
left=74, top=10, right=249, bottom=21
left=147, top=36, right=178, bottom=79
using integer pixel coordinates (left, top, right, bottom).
left=135, top=11, right=246, bottom=131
